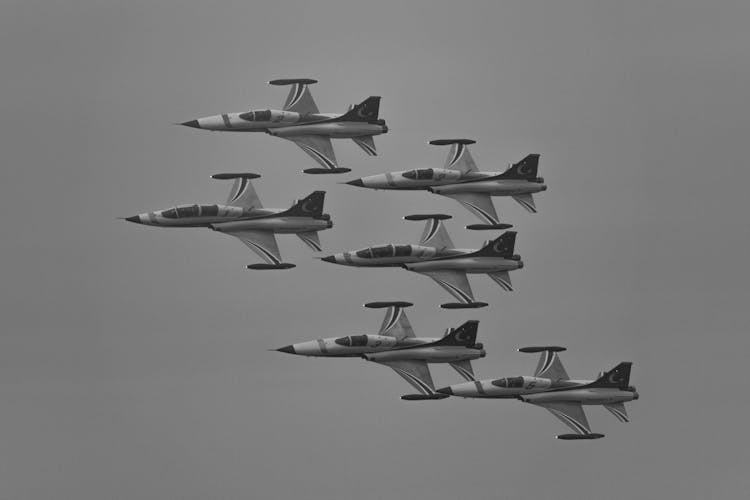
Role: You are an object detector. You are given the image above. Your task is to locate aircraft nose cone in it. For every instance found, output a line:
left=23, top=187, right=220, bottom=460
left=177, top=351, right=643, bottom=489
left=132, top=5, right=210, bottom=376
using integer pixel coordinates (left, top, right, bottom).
left=633, top=391, right=640, bottom=400
left=125, top=215, right=141, bottom=224
left=320, top=255, right=336, bottom=263
left=181, top=120, right=201, bottom=129
left=517, top=261, right=524, bottom=269
left=276, top=345, right=296, bottom=354
left=345, top=178, right=364, bottom=187
left=435, top=386, right=453, bottom=396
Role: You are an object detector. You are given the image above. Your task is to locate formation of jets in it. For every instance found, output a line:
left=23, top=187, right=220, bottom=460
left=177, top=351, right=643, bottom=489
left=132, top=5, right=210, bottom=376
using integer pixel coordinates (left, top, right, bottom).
left=126, top=78, right=637, bottom=440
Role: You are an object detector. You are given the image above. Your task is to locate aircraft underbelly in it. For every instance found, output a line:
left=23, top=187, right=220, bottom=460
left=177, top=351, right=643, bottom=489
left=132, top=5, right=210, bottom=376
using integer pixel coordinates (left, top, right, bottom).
left=212, top=218, right=327, bottom=233
left=270, top=122, right=384, bottom=138
left=366, top=347, right=479, bottom=363
left=525, top=389, right=634, bottom=404
left=435, top=181, right=537, bottom=196
left=407, top=257, right=514, bottom=273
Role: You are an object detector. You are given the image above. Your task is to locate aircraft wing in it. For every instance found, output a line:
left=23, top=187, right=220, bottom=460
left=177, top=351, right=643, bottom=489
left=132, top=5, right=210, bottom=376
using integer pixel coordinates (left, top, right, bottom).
left=536, top=401, right=593, bottom=436
left=449, top=360, right=476, bottom=381
left=378, top=304, right=415, bottom=340
left=532, top=350, right=569, bottom=380
left=418, top=217, right=454, bottom=251
left=226, top=177, right=262, bottom=209
left=379, top=360, right=436, bottom=396
left=352, top=136, right=377, bottom=156
left=420, top=270, right=476, bottom=304
left=512, top=193, right=537, bottom=213
left=440, top=141, right=479, bottom=174
left=487, top=270, right=513, bottom=292
left=296, top=231, right=322, bottom=252
left=442, top=192, right=500, bottom=225
left=228, top=229, right=282, bottom=265
left=281, top=82, right=319, bottom=114
left=284, top=135, right=339, bottom=170
left=604, top=402, right=630, bottom=423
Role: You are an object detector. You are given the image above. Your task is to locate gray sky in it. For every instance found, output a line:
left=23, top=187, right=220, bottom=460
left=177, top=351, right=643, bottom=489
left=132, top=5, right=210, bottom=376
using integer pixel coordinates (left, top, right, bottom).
left=1, top=0, right=749, bottom=498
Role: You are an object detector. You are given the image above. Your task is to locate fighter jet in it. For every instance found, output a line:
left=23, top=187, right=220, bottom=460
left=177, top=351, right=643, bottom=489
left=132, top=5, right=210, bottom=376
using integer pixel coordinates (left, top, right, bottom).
left=123, top=173, right=332, bottom=269
left=179, top=79, right=388, bottom=174
left=345, top=139, right=545, bottom=229
left=436, top=346, right=639, bottom=440
left=320, top=214, right=523, bottom=308
left=276, top=301, right=486, bottom=400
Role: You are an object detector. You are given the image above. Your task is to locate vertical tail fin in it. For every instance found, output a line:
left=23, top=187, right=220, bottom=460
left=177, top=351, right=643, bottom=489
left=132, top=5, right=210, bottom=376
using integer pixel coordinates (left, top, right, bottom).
left=284, top=191, right=326, bottom=217
left=432, top=320, right=479, bottom=346
left=498, top=154, right=540, bottom=180
left=336, top=96, right=381, bottom=122
left=587, top=362, right=632, bottom=389
left=473, top=231, right=517, bottom=258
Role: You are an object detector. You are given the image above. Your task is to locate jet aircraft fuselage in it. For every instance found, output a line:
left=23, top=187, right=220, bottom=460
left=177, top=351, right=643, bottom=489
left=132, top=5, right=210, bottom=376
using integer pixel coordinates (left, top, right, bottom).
left=352, top=169, right=547, bottom=198
left=441, top=375, right=638, bottom=406
left=186, top=109, right=387, bottom=139
left=281, top=334, right=447, bottom=358
left=322, top=244, right=523, bottom=275
left=126, top=204, right=332, bottom=233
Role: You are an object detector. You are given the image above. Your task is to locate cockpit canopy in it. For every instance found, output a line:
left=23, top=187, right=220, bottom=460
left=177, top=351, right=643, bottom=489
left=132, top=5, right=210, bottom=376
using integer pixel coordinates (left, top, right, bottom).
left=402, top=168, right=435, bottom=180
left=355, top=244, right=413, bottom=259
left=239, top=110, right=272, bottom=122
left=491, top=377, right=524, bottom=388
left=161, top=204, right=220, bottom=219
left=334, top=335, right=368, bottom=347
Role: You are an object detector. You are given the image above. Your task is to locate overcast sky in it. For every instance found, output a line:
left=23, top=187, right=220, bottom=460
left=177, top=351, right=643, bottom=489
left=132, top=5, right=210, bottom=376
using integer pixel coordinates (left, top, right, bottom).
left=1, top=1, right=749, bottom=499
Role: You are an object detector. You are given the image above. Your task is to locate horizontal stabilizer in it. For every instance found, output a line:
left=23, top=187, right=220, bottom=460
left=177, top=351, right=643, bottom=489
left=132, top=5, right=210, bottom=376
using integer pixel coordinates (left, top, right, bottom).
left=247, top=263, right=296, bottom=270
left=303, top=167, right=351, bottom=174
left=466, top=223, right=513, bottom=231
left=268, top=78, right=318, bottom=86
left=487, top=270, right=513, bottom=291
left=519, top=346, right=567, bottom=353
left=404, top=214, right=452, bottom=221
left=352, top=136, right=377, bottom=156
left=604, top=402, right=630, bottom=423
left=364, top=301, right=413, bottom=309
left=212, top=173, right=261, bottom=180
left=557, top=433, right=605, bottom=440
left=513, top=193, right=537, bottom=213
left=401, top=393, right=450, bottom=401
left=297, top=231, right=323, bottom=252
left=440, top=302, right=488, bottom=309
left=429, top=139, right=476, bottom=146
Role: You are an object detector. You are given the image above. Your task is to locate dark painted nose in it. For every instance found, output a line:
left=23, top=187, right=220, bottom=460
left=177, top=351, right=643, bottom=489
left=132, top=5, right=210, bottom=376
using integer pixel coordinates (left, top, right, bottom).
left=276, top=345, right=296, bottom=354
left=345, top=178, right=364, bottom=187
left=435, top=386, right=453, bottom=396
left=320, top=255, right=336, bottom=263
left=181, top=120, right=200, bottom=129
left=125, top=215, right=141, bottom=224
